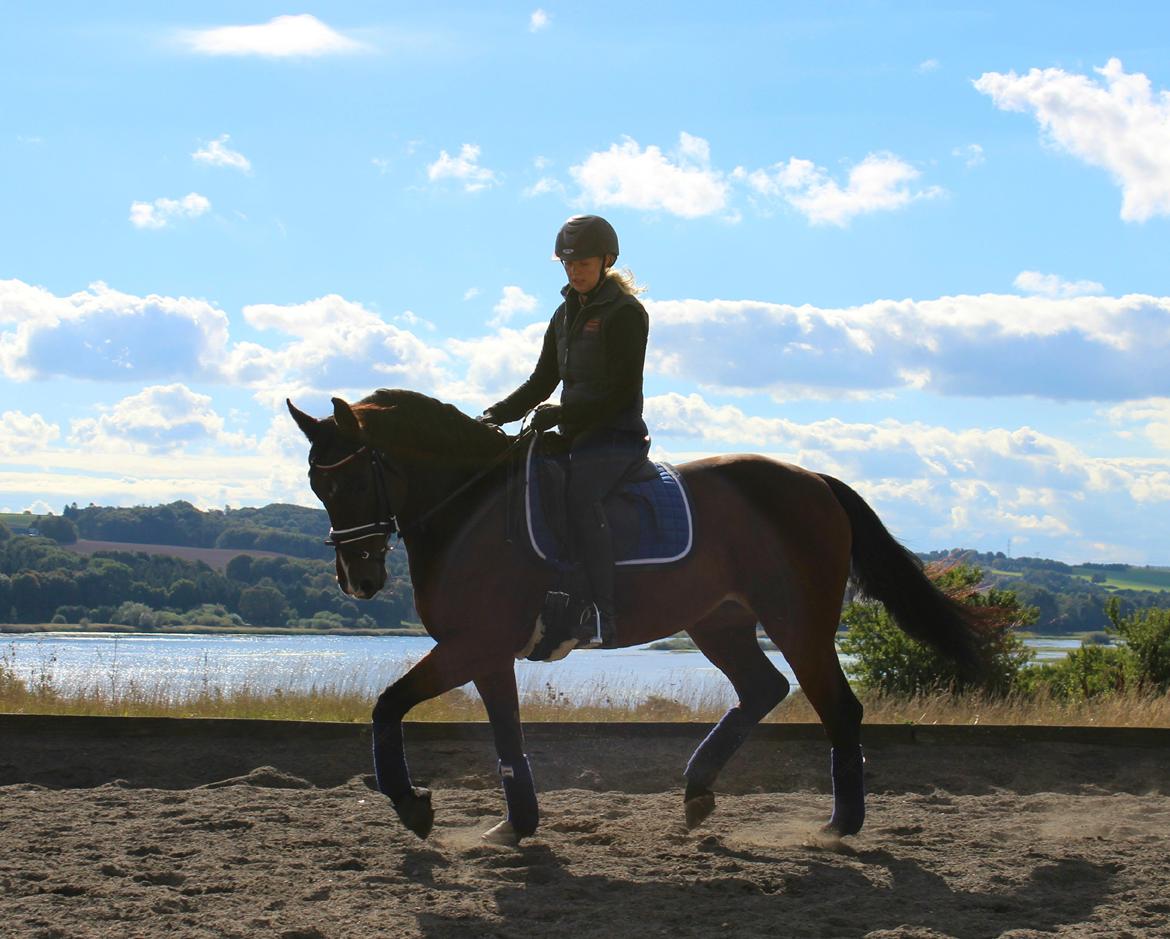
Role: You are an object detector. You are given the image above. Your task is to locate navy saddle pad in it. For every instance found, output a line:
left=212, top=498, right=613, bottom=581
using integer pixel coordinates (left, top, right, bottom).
left=523, top=436, right=694, bottom=567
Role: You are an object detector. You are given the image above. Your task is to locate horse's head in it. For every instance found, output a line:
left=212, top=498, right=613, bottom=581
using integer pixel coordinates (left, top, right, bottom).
left=287, top=396, right=403, bottom=600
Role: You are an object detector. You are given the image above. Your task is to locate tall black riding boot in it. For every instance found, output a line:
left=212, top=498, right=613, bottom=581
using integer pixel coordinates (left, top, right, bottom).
left=575, top=502, right=617, bottom=648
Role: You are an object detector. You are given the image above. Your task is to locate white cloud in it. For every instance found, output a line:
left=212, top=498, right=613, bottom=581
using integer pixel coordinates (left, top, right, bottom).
left=918, top=58, right=940, bottom=73
left=570, top=133, right=730, bottom=218
left=232, top=294, right=450, bottom=406
left=0, top=280, right=230, bottom=382
left=0, top=410, right=60, bottom=456
left=179, top=14, right=367, bottom=58
left=529, top=9, right=550, bottom=32
left=1014, top=270, right=1104, bottom=298
left=524, top=176, right=565, bottom=198
left=444, top=322, right=548, bottom=404
left=463, top=288, right=481, bottom=301
left=644, top=292, right=1170, bottom=402
left=974, top=59, right=1170, bottom=222
left=1104, top=398, right=1170, bottom=451
left=952, top=143, right=985, bottom=168
left=129, top=192, right=211, bottom=229
left=193, top=134, right=251, bottom=173
left=70, top=384, right=247, bottom=453
left=427, top=144, right=498, bottom=192
left=739, top=152, right=942, bottom=226
left=490, top=285, right=539, bottom=326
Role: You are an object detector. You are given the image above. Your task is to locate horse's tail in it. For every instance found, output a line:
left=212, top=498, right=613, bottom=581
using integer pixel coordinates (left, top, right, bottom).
left=818, top=473, right=986, bottom=681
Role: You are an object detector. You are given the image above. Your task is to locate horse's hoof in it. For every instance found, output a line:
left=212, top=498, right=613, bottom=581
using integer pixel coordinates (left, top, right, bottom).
left=684, top=791, right=716, bottom=829
left=394, top=787, right=434, bottom=839
left=482, top=819, right=520, bottom=845
left=821, top=810, right=864, bottom=837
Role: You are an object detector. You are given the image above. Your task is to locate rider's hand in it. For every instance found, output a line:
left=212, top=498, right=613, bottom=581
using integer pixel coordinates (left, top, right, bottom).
left=476, top=410, right=502, bottom=428
left=531, top=404, right=563, bottom=433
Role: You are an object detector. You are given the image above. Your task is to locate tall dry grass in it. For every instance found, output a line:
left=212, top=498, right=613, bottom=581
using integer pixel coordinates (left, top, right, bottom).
left=2, top=656, right=1167, bottom=726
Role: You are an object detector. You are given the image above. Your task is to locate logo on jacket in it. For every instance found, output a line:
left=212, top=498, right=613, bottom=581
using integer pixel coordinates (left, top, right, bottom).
left=583, top=317, right=601, bottom=334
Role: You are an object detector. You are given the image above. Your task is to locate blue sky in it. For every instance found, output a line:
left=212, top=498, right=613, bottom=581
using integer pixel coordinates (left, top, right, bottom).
left=2, top=3, right=1169, bottom=564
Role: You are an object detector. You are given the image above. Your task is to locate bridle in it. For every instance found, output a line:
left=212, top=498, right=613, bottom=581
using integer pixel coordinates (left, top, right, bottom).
left=311, top=446, right=400, bottom=556
left=311, top=426, right=536, bottom=557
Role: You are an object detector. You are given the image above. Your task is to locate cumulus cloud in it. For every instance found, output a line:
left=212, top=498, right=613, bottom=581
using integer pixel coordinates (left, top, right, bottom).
left=570, top=132, right=730, bottom=218
left=644, top=292, right=1170, bottom=402
left=490, top=286, right=539, bottom=327
left=444, top=321, right=547, bottom=404
left=974, top=59, right=1170, bottom=222
left=129, top=192, right=211, bottom=229
left=427, top=144, right=498, bottom=192
left=645, top=390, right=1170, bottom=559
left=193, top=134, right=251, bottom=172
left=1014, top=271, right=1104, bottom=298
left=0, top=410, right=61, bottom=456
left=738, top=152, right=942, bottom=226
left=918, top=58, right=941, bottom=74
left=69, top=384, right=247, bottom=453
left=529, top=9, right=550, bottom=32
left=1104, top=398, right=1170, bottom=451
left=178, top=14, right=367, bottom=58
left=231, top=294, right=450, bottom=406
left=0, top=280, right=230, bottom=382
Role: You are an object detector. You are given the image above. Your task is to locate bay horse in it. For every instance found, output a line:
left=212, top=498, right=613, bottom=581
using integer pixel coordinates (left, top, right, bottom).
left=287, top=389, right=984, bottom=844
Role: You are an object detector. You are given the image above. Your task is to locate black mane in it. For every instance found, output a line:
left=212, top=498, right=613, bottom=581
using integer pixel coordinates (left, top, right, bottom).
left=352, top=388, right=512, bottom=464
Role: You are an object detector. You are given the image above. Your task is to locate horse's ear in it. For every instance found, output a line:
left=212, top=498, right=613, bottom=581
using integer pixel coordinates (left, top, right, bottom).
left=331, top=396, right=363, bottom=439
left=287, top=399, right=320, bottom=441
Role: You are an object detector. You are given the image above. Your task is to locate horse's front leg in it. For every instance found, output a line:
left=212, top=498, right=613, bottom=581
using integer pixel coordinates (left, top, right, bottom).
left=474, top=667, right=538, bottom=845
left=371, top=640, right=510, bottom=839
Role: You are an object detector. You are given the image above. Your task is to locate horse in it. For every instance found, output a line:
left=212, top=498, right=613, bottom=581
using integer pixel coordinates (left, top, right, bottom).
left=287, top=388, right=985, bottom=844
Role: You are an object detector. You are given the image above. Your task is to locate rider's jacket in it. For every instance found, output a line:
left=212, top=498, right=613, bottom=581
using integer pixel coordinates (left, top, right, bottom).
left=488, top=276, right=649, bottom=438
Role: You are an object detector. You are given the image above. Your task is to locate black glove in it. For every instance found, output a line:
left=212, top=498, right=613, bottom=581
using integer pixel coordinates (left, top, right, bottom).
left=531, top=404, right=563, bottom=432
left=476, top=410, right=502, bottom=427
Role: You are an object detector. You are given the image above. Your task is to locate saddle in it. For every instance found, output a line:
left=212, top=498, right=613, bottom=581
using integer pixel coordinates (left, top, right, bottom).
left=515, top=434, right=694, bottom=662
left=522, top=434, right=693, bottom=569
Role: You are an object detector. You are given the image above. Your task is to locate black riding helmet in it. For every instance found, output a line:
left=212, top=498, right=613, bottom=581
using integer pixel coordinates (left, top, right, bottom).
left=553, top=214, right=619, bottom=262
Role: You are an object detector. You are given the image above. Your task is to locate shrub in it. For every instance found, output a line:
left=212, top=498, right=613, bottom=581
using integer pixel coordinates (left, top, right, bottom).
left=839, top=563, right=1036, bottom=696
left=1108, top=599, right=1170, bottom=692
left=1023, top=644, right=1135, bottom=701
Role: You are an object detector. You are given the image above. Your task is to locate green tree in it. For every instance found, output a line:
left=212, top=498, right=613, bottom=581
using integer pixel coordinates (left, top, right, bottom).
left=1108, top=598, right=1170, bottom=692
left=35, top=515, right=78, bottom=544
left=839, top=564, right=1036, bottom=696
left=238, top=584, right=290, bottom=627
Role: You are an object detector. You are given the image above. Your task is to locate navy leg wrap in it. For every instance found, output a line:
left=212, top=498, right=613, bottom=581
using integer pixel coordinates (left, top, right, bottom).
left=499, top=755, right=539, bottom=837
left=371, top=721, right=412, bottom=802
left=684, top=706, right=756, bottom=790
left=828, top=744, right=866, bottom=835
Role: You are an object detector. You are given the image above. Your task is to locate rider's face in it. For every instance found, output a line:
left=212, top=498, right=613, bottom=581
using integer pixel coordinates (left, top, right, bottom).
left=563, top=255, right=606, bottom=294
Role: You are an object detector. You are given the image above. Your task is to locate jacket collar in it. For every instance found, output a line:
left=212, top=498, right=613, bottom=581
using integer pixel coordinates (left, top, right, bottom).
left=560, top=274, right=623, bottom=306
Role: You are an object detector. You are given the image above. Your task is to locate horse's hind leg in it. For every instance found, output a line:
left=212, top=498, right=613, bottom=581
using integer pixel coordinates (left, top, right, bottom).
left=759, top=603, right=865, bottom=836
left=474, top=667, right=539, bottom=844
left=371, top=641, right=511, bottom=839
left=683, top=605, right=790, bottom=829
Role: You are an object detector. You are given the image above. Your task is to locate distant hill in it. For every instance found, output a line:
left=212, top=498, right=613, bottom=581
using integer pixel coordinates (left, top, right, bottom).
left=62, top=539, right=292, bottom=573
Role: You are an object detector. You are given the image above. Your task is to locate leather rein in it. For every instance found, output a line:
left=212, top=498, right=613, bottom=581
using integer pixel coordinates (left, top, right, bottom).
left=311, top=427, right=535, bottom=552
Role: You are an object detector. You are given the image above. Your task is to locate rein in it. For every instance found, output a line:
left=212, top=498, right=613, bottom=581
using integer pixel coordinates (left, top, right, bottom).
left=313, top=426, right=536, bottom=550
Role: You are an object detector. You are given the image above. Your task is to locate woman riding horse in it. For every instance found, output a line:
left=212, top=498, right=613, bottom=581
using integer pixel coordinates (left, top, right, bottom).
left=478, top=214, right=649, bottom=647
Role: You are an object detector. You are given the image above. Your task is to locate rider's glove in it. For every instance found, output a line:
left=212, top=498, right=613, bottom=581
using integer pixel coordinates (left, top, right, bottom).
left=531, top=404, right=563, bottom=433
left=476, top=410, right=502, bottom=427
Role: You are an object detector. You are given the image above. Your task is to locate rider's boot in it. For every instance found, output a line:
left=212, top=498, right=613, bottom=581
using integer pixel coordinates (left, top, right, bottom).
left=575, top=502, right=617, bottom=648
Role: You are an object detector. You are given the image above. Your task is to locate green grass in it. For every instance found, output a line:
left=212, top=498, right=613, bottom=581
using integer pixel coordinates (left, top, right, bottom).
left=1069, top=566, right=1170, bottom=592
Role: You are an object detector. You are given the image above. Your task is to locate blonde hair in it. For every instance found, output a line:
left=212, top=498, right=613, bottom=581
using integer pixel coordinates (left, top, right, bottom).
left=605, top=266, right=647, bottom=296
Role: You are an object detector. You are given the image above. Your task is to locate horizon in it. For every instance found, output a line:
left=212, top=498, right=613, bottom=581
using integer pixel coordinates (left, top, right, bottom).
left=3, top=3, right=1170, bottom=565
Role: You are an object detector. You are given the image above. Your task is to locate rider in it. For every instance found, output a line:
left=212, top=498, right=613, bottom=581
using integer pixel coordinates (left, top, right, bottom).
left=478, top=214, right=650, bottom=646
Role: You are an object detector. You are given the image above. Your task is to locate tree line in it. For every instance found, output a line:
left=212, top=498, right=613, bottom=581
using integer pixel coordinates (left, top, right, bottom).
left=0, top=520, right=414, bottom=630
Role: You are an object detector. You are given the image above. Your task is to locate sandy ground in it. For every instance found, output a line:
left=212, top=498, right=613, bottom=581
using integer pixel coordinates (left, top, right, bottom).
left=2, top=722, right=1169, bottom=939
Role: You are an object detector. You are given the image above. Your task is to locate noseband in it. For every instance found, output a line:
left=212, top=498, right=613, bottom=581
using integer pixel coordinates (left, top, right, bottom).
left=311, top=446, right=399, bottom=553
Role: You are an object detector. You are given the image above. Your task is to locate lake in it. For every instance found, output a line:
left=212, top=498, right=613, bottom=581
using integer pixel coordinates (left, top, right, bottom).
left=1, top=632, right=1090, bottom=709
